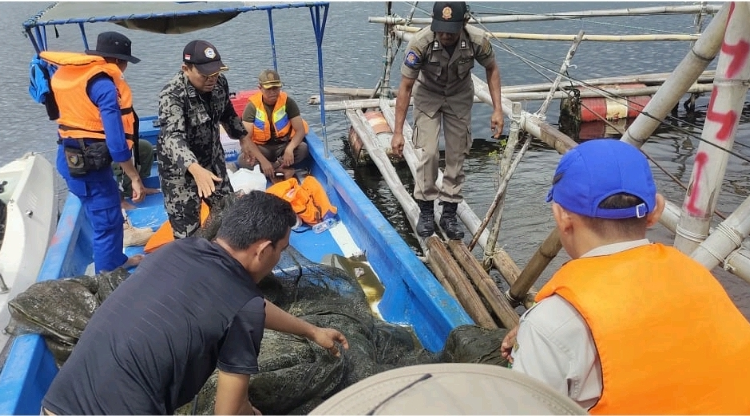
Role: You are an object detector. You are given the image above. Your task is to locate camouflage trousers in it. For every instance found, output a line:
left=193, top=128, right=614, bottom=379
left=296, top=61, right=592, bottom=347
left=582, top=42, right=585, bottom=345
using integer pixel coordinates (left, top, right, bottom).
left=161, top=168, right=233, bottom=239
left=112, top=139, right=154, bottom=197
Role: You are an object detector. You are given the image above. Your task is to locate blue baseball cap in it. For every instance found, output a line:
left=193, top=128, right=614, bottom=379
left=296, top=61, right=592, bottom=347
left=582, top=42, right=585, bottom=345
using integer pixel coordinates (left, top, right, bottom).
left=546, top=139, right=656, bottom=219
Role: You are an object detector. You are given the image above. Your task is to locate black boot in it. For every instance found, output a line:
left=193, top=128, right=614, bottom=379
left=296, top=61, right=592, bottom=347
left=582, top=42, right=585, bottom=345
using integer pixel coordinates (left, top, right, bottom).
left=439, top=201, right=464, bottom=240
left=416, top=199, right=435, bottom=237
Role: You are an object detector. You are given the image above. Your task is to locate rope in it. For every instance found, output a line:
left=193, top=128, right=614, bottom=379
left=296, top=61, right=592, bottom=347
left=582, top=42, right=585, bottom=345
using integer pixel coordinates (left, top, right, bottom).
left=675, top=224, right=709, bottom=242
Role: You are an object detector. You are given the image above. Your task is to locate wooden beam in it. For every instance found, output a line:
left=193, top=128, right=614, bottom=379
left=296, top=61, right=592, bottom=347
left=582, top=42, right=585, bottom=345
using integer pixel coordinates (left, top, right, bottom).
left=426, top=236, right=497, bottom=329
left=448, top=240, right=520, bottom=329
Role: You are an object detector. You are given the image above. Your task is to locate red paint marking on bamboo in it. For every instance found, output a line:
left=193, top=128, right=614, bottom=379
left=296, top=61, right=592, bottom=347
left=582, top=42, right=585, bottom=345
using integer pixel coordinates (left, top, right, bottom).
left=722, top=3, right=750, bottom=78
left=706, top=89, right=738, bottom=141
left=686, top=152, right=708, bottom=216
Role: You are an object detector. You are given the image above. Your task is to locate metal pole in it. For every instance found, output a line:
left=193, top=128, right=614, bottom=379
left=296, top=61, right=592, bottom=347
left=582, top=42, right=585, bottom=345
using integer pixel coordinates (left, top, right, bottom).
left=78, top=23, right=89, bottom=51
left=675, top=2, right=750, bottom=254
left=267, top=9, right=278, bottom=71
left=310, top=4, right=330, bottom=158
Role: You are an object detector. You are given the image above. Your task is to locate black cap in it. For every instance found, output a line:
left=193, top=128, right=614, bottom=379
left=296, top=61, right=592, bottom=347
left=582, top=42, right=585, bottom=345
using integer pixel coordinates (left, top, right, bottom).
left=85, top=31, right=140, bottom=64
left=431, top=2, right=467, bottom=34
left=182, top=40, right=226, bottom=75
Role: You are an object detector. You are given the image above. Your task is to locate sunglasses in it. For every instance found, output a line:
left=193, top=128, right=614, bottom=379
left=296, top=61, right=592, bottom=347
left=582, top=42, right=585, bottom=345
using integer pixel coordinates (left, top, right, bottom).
left=195, top=66, right=228, bottom=81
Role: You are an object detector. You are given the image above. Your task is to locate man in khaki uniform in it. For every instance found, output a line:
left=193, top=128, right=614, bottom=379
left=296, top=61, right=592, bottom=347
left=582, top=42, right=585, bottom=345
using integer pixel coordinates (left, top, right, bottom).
left=391, top=1, right=504, bottom=240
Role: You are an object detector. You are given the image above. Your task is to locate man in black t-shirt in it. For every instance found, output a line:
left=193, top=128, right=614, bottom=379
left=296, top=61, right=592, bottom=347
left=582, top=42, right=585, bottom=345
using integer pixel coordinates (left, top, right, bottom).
left=239, top=69, right=310, bottom=180
left=42, top=191, right=348, bottom=415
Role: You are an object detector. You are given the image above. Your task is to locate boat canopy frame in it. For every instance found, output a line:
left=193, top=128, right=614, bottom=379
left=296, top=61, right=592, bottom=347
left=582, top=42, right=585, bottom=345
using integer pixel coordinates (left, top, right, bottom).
left=22, top=1, right=332, bottom=156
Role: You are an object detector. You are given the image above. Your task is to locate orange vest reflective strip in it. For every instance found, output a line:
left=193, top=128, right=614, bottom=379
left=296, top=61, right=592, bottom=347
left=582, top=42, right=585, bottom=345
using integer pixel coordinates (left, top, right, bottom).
left=248, top=91, right=309, bottom=144
left=536, top=243, right=750, bottom=414
left=266, top=176, right=336, bottom=225
left=41, top=51, right=135, bottom=141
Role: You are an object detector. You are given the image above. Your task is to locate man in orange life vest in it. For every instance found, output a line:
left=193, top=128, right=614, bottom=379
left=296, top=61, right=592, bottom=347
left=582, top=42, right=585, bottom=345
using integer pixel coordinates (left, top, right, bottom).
left=238, top=69, right=309, bottom=180
left=500, top=139, right=750, bottom=414
left=43, top=31, right=145, bottom=273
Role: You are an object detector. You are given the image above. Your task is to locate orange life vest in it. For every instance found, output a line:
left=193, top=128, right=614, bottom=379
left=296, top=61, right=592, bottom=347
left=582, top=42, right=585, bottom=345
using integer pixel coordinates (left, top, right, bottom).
left=536, top=243, right=750, bottom=414
left=144, top=202, right=211, bottom=254
left=40, top=51, right=135, bottom=142
left=248, top=91, right=309, bottom=144
left=266, top=176, right=336, bottom=225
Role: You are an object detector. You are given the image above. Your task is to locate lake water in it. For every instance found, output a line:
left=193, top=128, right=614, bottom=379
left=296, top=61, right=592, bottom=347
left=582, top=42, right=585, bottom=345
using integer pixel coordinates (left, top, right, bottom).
left=2, top=1, right=749, bottom=318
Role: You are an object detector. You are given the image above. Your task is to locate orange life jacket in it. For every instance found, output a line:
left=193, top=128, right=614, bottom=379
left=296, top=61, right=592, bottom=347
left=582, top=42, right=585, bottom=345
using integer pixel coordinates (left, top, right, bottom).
left=248, top=91, right=309, bottom=144
left=40, top=51, right=135, bottom=143
left=266, top=176, right=336, bottom=225
left=144, top=202, right=211, bottom=254
left=536, top=243, right=750, bottom=414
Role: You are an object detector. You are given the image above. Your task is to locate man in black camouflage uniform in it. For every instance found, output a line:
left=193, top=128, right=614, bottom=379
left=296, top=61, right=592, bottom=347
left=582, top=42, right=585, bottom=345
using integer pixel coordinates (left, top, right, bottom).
left=157, top=40, right=252, bottom=239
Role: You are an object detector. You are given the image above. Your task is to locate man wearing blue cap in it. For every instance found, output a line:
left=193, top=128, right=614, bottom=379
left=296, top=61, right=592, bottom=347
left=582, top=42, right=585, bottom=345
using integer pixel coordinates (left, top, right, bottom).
left=500, top=139, right=750, bottom=414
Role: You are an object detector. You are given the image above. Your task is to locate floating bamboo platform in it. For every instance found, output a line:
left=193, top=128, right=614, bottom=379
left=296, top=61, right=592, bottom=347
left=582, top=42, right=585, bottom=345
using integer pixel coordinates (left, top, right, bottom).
left=318, top=2, right=750, bottom=324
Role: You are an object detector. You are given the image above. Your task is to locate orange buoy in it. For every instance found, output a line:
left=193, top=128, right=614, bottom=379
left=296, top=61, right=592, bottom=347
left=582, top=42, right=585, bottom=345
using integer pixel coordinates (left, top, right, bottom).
left=347, top=110, right=394, bottom=166
left=364, top=110, right=392, bottom=135
left=563, top=83, right=651, bottom=122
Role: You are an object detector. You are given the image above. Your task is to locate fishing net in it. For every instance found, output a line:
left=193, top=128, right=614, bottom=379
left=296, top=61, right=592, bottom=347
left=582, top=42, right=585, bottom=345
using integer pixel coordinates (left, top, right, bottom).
left=441, top=324, right=510, bottom=367
left=4, top=268, right=130, bottom=366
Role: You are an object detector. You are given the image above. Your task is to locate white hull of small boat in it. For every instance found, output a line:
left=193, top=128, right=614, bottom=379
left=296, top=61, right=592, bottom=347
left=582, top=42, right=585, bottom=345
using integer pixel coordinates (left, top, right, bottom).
left=0, top=153, right=58, bottom=353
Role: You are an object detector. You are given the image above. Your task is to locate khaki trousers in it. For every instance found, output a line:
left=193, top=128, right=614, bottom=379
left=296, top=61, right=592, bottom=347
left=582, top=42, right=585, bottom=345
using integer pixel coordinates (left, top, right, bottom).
left=412, top=100, right=472, bottom=203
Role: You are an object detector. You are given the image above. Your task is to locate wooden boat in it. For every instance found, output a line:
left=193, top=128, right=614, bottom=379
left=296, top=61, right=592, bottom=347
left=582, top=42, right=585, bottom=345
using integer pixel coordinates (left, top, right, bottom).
left=0, top=153, right=57, bottom=365
left=0, top=3, right=471, bottom=414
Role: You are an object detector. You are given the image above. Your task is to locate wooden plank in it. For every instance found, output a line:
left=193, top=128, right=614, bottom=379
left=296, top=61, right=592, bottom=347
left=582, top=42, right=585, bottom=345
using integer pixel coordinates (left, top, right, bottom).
left=425, top=236, right=497, bottom=329
left=448, top=240, right=520, bottom=329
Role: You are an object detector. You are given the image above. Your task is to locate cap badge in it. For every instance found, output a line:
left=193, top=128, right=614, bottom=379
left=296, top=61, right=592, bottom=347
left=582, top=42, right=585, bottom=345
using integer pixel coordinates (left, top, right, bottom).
left=184, top=54, right=191, bottom=60
left=204, top=48, right=216, bottom=59
left=442, top=6, right=452, bottom=20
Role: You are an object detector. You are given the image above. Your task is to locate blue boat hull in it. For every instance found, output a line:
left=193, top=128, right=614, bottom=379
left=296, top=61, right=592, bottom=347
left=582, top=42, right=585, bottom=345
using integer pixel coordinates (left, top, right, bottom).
left=0, top=119, right=472, bottom=415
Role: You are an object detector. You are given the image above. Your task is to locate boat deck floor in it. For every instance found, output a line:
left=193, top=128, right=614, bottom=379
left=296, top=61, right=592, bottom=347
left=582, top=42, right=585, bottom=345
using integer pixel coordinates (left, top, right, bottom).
left=120, top=165, right=360, bottom=267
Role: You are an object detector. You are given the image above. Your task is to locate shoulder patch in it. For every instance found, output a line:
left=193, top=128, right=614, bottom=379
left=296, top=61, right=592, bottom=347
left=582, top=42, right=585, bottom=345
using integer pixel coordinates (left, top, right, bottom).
left=404, top=50, right=420, bottom=69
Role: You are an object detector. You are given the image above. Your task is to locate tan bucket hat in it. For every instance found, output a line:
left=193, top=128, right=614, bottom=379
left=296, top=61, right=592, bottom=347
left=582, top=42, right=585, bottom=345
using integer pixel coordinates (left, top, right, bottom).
left=309, top=363, right=588, bottom=415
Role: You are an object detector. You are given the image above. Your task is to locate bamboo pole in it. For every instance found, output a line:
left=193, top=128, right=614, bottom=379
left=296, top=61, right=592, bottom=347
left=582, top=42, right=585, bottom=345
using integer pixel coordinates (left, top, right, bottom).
left=430, top=258, right=458, bottom=299
left=369, top=4, right=721, bottom=25
left=317, top=71, right=715, bottom=99
left=469, top=102, right=526, bottom=252
left=691, top=194, right=750, bottom=270
left=725, top=249, right=750, bottom=285
left=317, top=83, right=714, bottom=110
left=395, top=26, right=700, bottom=42
left=622, top=3, right=728, bottom=148
left=508, top=227, right=563, bottom=302
left=499, top=71, right=716, bottom=93
left=674, top=3, right=750, bottom=255
left=537, top=30, right=585, bottom=117
left=346, top=109, right=422, bottom=238
left=425, top=236, right=498, bottom=329
left=448, top=240, right=520, bottom=329
left=378, top=2, right=393, bottom=99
